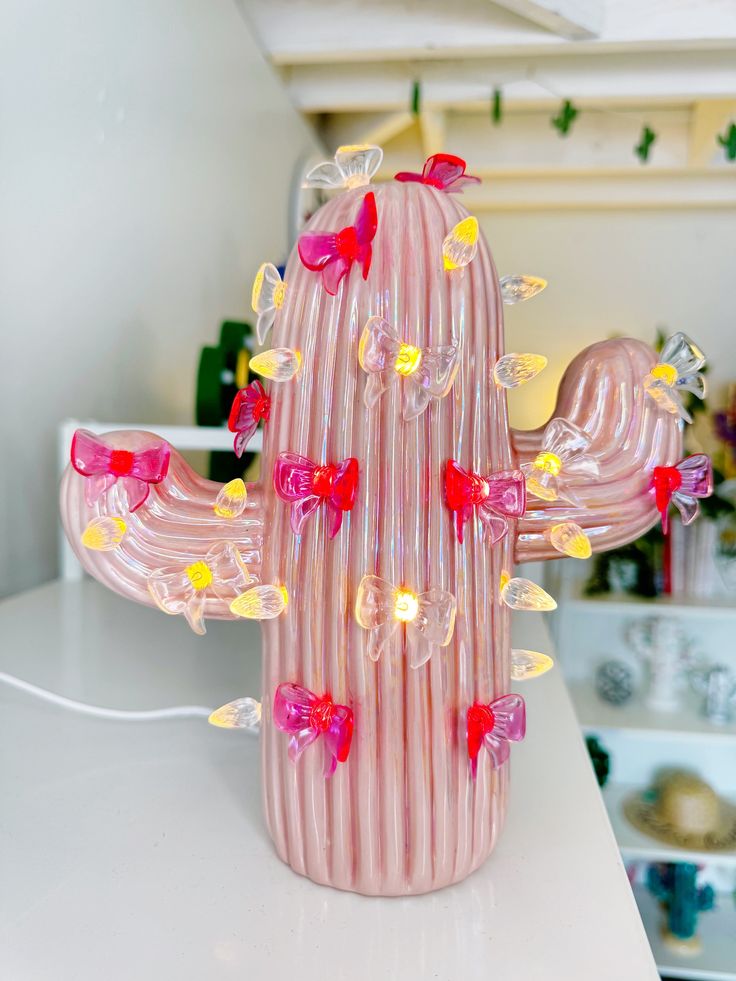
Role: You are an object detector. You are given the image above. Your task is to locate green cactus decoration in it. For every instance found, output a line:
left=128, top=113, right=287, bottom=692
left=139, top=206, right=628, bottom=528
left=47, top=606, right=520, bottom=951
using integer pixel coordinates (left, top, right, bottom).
left=551, top=99, right=578, bottom=136
left=717, top=123, right=736, bottom=162
left=491, top=87, right=503, bottom=125
left=635, top=126, right=657, bottom=163
left=585, top=735, right=611, bottom=787
left=647, top=862, right=715, bottom=952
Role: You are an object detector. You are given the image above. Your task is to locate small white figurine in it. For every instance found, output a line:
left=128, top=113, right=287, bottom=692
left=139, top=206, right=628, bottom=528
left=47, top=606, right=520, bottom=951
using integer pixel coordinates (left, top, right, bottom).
left=628, top=617, right=694, bottom=713
left=690, top=664, right=736, bottom=725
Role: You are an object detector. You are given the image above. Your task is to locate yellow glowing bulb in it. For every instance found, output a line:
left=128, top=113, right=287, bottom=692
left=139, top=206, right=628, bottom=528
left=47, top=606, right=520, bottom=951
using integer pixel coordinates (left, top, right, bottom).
left=272, top=281, right=286, bottom=309
left=650, top=362, right=678, bottom=386
left=250, top=348, right=301, bottom=382
left=251, top=263, right=266, bottom=311
left=208, top=697, right=262, bottom=730
left=493, top=353, right=548, bottom=389
left=500, top=577, right=557, bottom=612
left=81, top=516, right=127, bottom=551
left=230, top=584, right=288, bottom=620
left=443, top=217, right=479, bottom=270
left=511, top=649, right=555, bottom=681
left=548, top=522, right=592, bottom=559
left=394, top=588, right=419, bottom=622
left=186, top=561, right=213, bottom=591
left=394, top=343, right=422, bottom=376
left=499, top=275, right=548, bottom=305
left=534, top=451, right=562, bottom=476
left=214, top=478, right=247, bottom=519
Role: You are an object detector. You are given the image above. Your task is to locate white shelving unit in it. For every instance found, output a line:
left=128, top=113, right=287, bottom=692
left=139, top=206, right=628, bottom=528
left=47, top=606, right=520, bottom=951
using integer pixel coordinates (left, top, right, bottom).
left=553, top=559, right=736, bottom=981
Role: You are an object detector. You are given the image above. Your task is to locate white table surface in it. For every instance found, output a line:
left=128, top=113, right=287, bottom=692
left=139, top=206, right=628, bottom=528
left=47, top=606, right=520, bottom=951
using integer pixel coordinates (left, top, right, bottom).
left=0, top=580, right=658, bottom=981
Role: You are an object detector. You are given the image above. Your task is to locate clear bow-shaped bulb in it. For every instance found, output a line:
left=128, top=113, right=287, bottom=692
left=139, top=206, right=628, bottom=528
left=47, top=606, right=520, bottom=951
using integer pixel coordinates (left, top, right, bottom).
left=303, top=144, right=383, bottom=190
left=209, top=697, right=262, bottom=730
left=250, top=348, right=301, bottom=382
left=358, top=316, right=459, bottom=420
left=500, top=574, right=557, bottom=611
left=252, top=263, right=286, bottom=344
left=81, top=516, right=127, bottom=551
left=499, top=275, right=547, bottom=305
left=522, top=418, right=600, bottom=504
left=148, top=541, right=254, bottom=635
left=355, top=574, right=456, bottom=668
left=643, top=332, right=706, bottom=423
left=443, top=217, right=479, bottom=270
left=493, top=353, right=548, bottom=388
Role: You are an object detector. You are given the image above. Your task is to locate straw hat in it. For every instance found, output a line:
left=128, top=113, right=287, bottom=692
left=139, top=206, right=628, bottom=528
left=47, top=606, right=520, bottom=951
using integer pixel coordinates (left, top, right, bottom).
left=624, top=771, right=736, bottom=852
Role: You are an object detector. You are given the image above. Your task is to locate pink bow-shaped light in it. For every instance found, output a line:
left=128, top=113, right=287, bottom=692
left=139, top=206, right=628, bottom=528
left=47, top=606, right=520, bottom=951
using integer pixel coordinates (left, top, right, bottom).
left=70, top=429, right=170, bottom=512
left=394, top=153, right=480, bottom=194
left=228, top=380, right=271, bottom=457
left=651, top=454, right=713, bottom=534
left=445, top=460, right=526, bottom=545
left=467, top=694, right=526, bottom=779
left=273, top=683, right=353, bottom=778
left=359, top=316, right=459, bottom=420
left=355, top=575, right=456, bottom=668
left=274, top=452, right=358, bottom=538
left=297, top=191, right=377, bottom=295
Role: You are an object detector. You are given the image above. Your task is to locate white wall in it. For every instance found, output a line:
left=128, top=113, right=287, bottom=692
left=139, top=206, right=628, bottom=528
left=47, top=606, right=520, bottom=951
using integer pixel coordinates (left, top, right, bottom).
left=483, top=209, right=736, bottom=436
left=0, top=0, right=319, bottom=596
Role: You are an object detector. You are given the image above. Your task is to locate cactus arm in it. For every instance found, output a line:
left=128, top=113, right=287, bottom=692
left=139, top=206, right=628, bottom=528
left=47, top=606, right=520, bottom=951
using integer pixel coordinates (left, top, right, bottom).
left=512, top=337, right=682, bottom=562
left=59, top=436, right=265, bottom=617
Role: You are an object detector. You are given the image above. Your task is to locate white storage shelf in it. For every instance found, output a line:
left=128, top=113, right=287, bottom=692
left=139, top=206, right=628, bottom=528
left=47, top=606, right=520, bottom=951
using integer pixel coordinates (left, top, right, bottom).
left=563, top=594, right=736, bottom=620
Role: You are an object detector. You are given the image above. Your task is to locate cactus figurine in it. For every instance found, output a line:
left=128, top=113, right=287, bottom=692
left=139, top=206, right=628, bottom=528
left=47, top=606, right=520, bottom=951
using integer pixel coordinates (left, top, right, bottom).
left=60, top=149, right=687, bottom=896
left=647, top=862, right=716, bottom=954
left=691, top=664, right=736, bottom=725
left=628, top=617, right=694, bottom=713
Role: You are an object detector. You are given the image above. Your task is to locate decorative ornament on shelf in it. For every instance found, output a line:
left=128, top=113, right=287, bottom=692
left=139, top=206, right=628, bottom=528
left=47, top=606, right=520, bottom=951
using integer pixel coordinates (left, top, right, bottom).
left=643, top=332, right=706, bottom=423
left=690, top=663, right=736, bottom=726
left=522, top=418, right=599, bottom=504
left=493, top=353, right=548, bottom=388
left=410, top=78, right=421, bottom=116
left=547, top=521, right=592, bottom=559
left=274, top=453, right=358, bottom=538
left=443, top=216, right=479, bottom=270
left=635, top=125, right=657, bottom=163
left=628, top=617, right=694, bottom=712
left=646, top=862, right=716, bottom=956
left=651, top=454, right=713, bottom=534
left=273, top=683, right=353, bottom=778
left=298, top=190, right=377, bottom=295
left=359, top=316, right=459, bottom=420
left=302, top=144, right=383, bottom=191
left=81, top=515, right=127, bottom=551
left=585, top=735, right=611, bottom=787
left=395, top=153, right=480, bottom=194
left=60, top=145, right=685, bottom=896
left=444, top=461, right=526, bottom=544
left=551, top=99, right=578, bottom=136
left=209, top=697, right=262, bottom=730
left=499, top=275, right=547, bottom=305
left=251, top=263, right=286, bottom=344
left=491, top=87, right=503, bottom=125
left=70, top=429, right=170, bottom=512
left=228, top=379, right=271, bottom=457
left=355, top=575, right=456, bottom=667
left=717, top=122, right=736, bottom=161
left=148, top=541, right=254, bottom=636
left=595, top=659, right=635, bottom=706
left=467, top=695, right=526, bottom=777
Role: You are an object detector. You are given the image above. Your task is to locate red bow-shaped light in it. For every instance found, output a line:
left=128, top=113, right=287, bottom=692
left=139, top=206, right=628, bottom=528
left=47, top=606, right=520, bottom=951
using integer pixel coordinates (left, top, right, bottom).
left=445, top=460, right=526, bottom=544
left=70, top=429, right=170, bottom=512
left=274, top=452, right=358, bottom=538
left=273, top=683, right=353, bottom=778
left=228, top=380, right=271, bottom=457
left=651, top=454, right=713, bottom=534
left=394, top=154, right=480, bottom=194
left=297, top=191, right=377, bottom=295
left=467, top=694, right=526, bottom=779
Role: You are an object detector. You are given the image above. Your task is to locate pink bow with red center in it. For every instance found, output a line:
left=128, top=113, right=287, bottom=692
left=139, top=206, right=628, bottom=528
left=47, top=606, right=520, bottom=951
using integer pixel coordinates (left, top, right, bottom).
left=274, top=452, right=359, bottom=538
left=445, top=460, right=526, bottom=545
left=228, top=380, right=271, bottom=457
left=70, top=429, right=170, bottom=512
left=394, top=153, right=480, bottom=194
left=297, top=191, right=377, bottom=295
left=651, top=454, right=713, bottom=534
left=273, top=683, right=353, bottom=778
left=467, top=695, right=526, bottom=779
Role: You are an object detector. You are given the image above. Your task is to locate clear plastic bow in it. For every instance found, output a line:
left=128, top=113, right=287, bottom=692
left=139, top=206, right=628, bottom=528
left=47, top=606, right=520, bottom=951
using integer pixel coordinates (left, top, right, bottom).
left=644, top=332, right=706, bottom=423
left=302, top=145, right=383, bottom=191
left=251, top=263, right=286, bottom=344
left=522, top=418, right=599, bottom=504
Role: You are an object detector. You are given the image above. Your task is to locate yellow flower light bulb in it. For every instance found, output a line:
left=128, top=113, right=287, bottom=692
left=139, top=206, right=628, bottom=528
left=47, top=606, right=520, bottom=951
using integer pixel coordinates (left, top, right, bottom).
left=81, top=516, right=127, bottom=551
left=500, top=573, right=557, bottom=611
left=394, top=344, right=422, bottom=376
left=186, top=560, right=213, bottom=591
left=230, top=584, right=288, bottom=620
left=209, top=697, right=262, bottom=730
left=526, top=451, right=562, bottom=501
left=443, top=217, right=479, bottom=270
left=394, top=588, right=419, bottom=622
left=493, top=353, right=548, bottom=389
left=511, top=649, right=555, bottom=680
left=548, top=522, right=592, bottom=559
left=214, top=478, right=247, bottom=519
left=250, top=348, right=301, bottom=382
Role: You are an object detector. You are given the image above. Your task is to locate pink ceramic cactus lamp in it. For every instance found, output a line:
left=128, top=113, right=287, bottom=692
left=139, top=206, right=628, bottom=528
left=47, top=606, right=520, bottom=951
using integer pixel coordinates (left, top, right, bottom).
left=61, top=148, right=708, bottom=896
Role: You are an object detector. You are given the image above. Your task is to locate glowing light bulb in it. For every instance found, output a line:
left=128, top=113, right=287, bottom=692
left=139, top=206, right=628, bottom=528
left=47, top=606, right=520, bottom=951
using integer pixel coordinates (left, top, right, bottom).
left=230, top=584, right=288, bottom=620
left=500, top=576, right=557, bottom=611
left=499, top=275, right=547, bottom=305
left=511, top=649, right=555, bottom=680
left=443, top=217, right=479, bottom=270
left=250, top=348, right=301, bottom=382
left=214, top=478, right=247, bottom=519
left=81, top=516, right=127, bottom=551
left=209, top=697, right=262, bottom=730
left=394, top=588, right=419, bottom=622
left=493, top=353, right=548, bottom=389
left=526, top=451, right=563, bottom=501
left=394, top=343, right=422, bottom=376
left=548, top=522, right=592, bottom=559
left=643, top=332, right=706, bottom=423
left=186, top=560, right=213, bottom=591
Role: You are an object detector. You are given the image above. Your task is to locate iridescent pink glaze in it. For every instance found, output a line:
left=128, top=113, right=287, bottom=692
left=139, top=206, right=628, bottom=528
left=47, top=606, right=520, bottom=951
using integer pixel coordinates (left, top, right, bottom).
left=60, top=180, right=681, bottom=895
